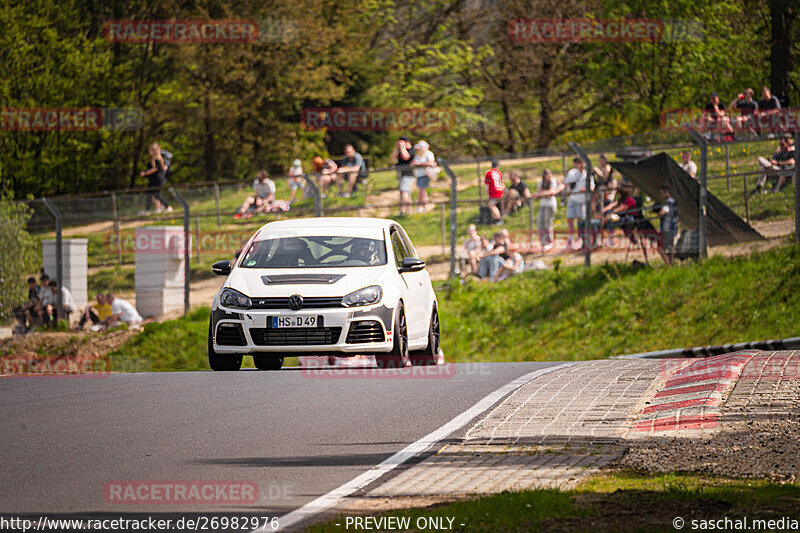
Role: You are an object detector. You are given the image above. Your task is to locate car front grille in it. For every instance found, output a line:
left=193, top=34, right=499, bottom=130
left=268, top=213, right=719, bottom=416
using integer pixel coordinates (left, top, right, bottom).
left=249, top=327, right=342, bottom=346
left=250, top=297, right=343, bottom=309
left=346, top=321, right=385, bottom=343
left=216, top=323, right=246, bottom=346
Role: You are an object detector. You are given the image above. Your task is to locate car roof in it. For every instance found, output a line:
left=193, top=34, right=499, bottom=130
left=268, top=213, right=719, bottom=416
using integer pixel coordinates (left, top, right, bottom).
left=253, top=217, right=400, bottom=240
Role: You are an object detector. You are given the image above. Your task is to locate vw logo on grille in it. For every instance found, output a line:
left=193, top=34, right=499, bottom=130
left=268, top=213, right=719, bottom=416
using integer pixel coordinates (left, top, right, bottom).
left=288, top=294, right=304, bottom=310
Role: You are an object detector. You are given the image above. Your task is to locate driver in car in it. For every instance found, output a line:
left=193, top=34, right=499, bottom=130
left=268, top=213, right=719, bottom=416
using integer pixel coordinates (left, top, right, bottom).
left=350, top=239, right=379, bottom=265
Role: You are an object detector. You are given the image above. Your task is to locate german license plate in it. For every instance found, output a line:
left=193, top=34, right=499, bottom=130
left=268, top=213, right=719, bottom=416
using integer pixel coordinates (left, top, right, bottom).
left=270, top=315, right=319, bottom=328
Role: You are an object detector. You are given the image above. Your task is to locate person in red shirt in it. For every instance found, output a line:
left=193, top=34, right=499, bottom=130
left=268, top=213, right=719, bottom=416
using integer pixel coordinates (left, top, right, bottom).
left=484, top=160, right=504, bottom=224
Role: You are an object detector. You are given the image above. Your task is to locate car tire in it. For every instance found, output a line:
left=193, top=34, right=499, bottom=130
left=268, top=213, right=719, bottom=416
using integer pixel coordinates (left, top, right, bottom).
left=253, top=355, right=284, bottom=371
left=376, top=303, right=409, bottom=369
left=410, top=304, right=441, bottom=366
left=208, top=318, right=242, bottom=371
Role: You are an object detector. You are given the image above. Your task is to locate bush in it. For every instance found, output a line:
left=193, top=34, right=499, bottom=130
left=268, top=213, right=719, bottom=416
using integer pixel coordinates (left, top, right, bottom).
left=0, top=192, right=39, bottom=325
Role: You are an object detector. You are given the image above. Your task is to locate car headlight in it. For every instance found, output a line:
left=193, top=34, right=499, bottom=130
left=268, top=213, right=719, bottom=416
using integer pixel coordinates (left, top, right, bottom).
left=342, top=285, right=382, bottom=307
left=219, top=288, right=252, bottom=309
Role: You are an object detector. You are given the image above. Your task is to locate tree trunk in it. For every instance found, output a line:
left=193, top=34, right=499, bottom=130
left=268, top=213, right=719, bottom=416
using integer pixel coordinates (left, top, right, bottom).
left=769, top=0, right=793, bottom=105
left=536, top=60, right=553, bottom=149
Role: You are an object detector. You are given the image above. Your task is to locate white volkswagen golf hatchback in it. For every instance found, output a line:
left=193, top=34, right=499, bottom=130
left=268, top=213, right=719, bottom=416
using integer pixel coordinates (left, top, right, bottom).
left=208, top=217, right=441, bottom=371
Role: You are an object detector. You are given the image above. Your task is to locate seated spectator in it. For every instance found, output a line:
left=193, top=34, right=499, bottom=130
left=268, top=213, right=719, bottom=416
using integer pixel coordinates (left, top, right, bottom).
left=754, top=136, right=796, bottom=193
left=77, top=293, right=113, bottom=331
left=411, top=140, right=436, bottom=213
left=106, top=293, right=143, bottom=327
left=478, top=232, right=508, bottom=280
left=40, top=281, right=75, bottom=325
left=601, top=186, right=637, bottom=228
left=492, top=230, right=523, bottom=282
left=312, top=156, right=339, bottom=197
left=757, top=86, right=782, bottom=116
left=484, top=160, right=505, bottom=224
left=235, top=171, right=275, bottom=218
left=335, top=144, right=368, bottom=198
left=12, top=276, right=41, bottom=334
left=728, top=88, right=759, bottom=135
left=703, top=92, right=734, bottom=140
left=502, top=172, right=532, bottom=215
left=679, top=150, right=698, bottom=179
left=287, top=159, right=305, bottom=203
left=463, top=224, right=484, bottom=275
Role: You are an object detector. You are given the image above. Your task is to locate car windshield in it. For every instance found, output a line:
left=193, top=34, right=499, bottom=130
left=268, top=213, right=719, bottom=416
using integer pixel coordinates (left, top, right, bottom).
left=239, top=236, right=387, bottom=268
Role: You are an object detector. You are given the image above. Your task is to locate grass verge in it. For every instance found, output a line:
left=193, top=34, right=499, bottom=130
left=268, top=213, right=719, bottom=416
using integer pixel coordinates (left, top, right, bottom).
left=304, top=470, right=800, bottom=533
left=438, top=244, right=800, bottom=362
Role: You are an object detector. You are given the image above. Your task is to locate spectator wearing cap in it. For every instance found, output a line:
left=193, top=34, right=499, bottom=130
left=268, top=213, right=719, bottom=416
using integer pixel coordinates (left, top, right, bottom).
left=679, top=150, right=697, bottom=179
left=563, top=157, right=593, bottom=250
left=392, top=136, right=415, bottom=215
left=410, top=140, right=436, bottom=213
left=484, top=160, right=504, bottom=224
left=312, top=156, right=338, bottom=197
left=287, top=159, right=304, bottom=203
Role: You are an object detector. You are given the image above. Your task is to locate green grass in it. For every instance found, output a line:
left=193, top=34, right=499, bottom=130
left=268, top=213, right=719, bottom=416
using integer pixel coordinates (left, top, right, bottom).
left=304, top=470, right=800, bottom=533
left=439, top=244, right=800, bottom=362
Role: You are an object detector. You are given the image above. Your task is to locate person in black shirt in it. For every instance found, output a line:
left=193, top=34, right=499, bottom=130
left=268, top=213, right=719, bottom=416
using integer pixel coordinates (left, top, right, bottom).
left=12, top=276, right=40, bottom=333
left=754, top=136, right=795, bottom=193
left=703, top=92, right=733, bottom=139
left=392, top=136, right=415, bottom=215
left=728, top=88, right=759, bottom=135
left=758, top=86, right=782, bottom=113
left=501, top=172, right=532, bottom=215
left=140, top=142, right=172, bottom=215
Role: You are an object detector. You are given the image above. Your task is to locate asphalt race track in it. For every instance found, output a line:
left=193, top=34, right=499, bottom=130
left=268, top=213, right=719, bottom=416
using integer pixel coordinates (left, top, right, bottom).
left=0, top=362, right=558, bottom=528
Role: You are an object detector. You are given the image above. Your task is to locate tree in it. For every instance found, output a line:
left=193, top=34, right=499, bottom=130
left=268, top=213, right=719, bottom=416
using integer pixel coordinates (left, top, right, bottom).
left=0, top=192, right=39, bottom=325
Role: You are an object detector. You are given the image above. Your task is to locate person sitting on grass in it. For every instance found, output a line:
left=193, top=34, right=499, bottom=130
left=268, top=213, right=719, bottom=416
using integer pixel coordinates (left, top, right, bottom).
left=12, top=276, right=40, bottom=334
left=106, top=293, right=143, bottom=327
left=754, top=136, right=796, bottom=194
left=463, top=224, right=484, bottom=275
left=77, top=293, right=113, bottom=331
left=492, top=230, right=524, bottom=282
left=40, top=281, right=75, bottom=326
left=235, top=171, right=275, bottom=218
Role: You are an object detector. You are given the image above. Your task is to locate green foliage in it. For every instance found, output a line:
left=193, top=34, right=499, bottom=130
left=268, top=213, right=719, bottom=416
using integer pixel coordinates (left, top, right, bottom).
left=439, top=245, right=800, bottom=362
left=0, top=191, right=39, bottom=324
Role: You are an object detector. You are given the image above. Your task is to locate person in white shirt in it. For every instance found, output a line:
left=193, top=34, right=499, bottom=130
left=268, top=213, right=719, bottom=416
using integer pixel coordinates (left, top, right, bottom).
left=679, top=150, right=697, bottom=179
left=106, top=293, right=143, bottom=326
left=287, top=159, right=304, bottom=203
left=410, top=140, right=436, bottom=213
left=236, top=170, right=276, bottom=218
left=563, top=158, right=594, bottom=249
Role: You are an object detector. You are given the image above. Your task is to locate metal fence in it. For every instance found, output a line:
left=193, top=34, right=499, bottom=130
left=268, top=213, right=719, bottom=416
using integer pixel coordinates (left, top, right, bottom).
left=3, top=133, right=797, bottom=332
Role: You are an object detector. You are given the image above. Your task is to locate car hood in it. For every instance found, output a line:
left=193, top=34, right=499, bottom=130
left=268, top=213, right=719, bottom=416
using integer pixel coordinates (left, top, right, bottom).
left=225, top=266, right=388, bottom=297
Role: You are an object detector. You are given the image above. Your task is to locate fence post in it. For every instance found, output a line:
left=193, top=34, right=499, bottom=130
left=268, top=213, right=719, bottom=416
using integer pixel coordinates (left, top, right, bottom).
left=441, top=160, right=458, bottom=279
left=562, top=153, right=567, bottom=176
left=170, top=188, right=190, bottom=316
left=743, top=174, right=750, bottom=223
left=303, top=173, right=323, bottom=217
left=687, top=129, right=709, bottom=259
left=41, top=198, right=63, bottom=313
left=528, top=198, right=534, bottom=247
left=111, top=192, right=122, bottom=264
left=725, top=144, right=730, bottom=191
left=194, top=216, right=200, bottom=264
left=795, top=131, right=800, bottom=243
left=568, top=142, right=592, bottom=267
left=477, top=162, right=483, bottom=204
left=440, top=203, right=446, bottom=254
left=213, top=183, right=221, bottom=227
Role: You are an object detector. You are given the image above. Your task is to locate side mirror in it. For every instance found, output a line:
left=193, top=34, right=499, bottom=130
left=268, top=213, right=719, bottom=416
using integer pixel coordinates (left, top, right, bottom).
left=399, top=257, right=425, bottom=273
left=212, top=260, right=232, bottom=276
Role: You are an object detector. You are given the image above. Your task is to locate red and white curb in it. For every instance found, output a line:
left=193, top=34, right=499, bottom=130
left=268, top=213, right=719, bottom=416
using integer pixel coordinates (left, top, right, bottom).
left=631, top=350, right=759, bottom=434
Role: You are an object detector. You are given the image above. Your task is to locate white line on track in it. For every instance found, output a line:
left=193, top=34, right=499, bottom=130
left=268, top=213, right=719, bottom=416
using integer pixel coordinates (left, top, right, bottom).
left=257, top=362, right=576, bottom=532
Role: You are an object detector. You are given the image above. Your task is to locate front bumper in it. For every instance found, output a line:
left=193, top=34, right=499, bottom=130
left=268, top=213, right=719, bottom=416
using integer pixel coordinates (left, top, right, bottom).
left=211, top=302, right=394, bottom=354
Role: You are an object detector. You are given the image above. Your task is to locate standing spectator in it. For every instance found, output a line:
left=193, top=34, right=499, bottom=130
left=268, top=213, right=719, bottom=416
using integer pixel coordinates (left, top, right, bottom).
left=392, top=136, right=415, bottom=215
left=336, top=145, right=367, bottom=198
left=657, top=186, right=679, bottom=266
left=77, top=293, right=113, bottom=331
left=563, top=157, right=593, bottom=250
left=312, top=156, right=339, bottom=197
left=236, top=171, right=275, bottom=218
left=502, top=172, right=532, bottom=215
left=287, top=159, right=304, bottom=204
left=484, top=160, right=504, bottom=224
left=139, top=142, right=173, bottom=216
left=411, top=140, right=436, bottom=213
left=729, top=88, right=759, bottom=134
left=463, top=224, right=484, bottom=275
left=106, top=293, right=143, bottom=326
left=754, top=136, right=796, bottom=193
left=679, top=150, right=698, bottom=179
left=533, top=169, right=562, bottom=251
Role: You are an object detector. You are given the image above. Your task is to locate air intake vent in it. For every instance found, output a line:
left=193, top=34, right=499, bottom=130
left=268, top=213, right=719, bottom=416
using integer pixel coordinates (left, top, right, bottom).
left=216, top=323, right=246, bottom=346
left=249, top=327, right=342, bottom=346
left=346, top=321, right=385, bottom=344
